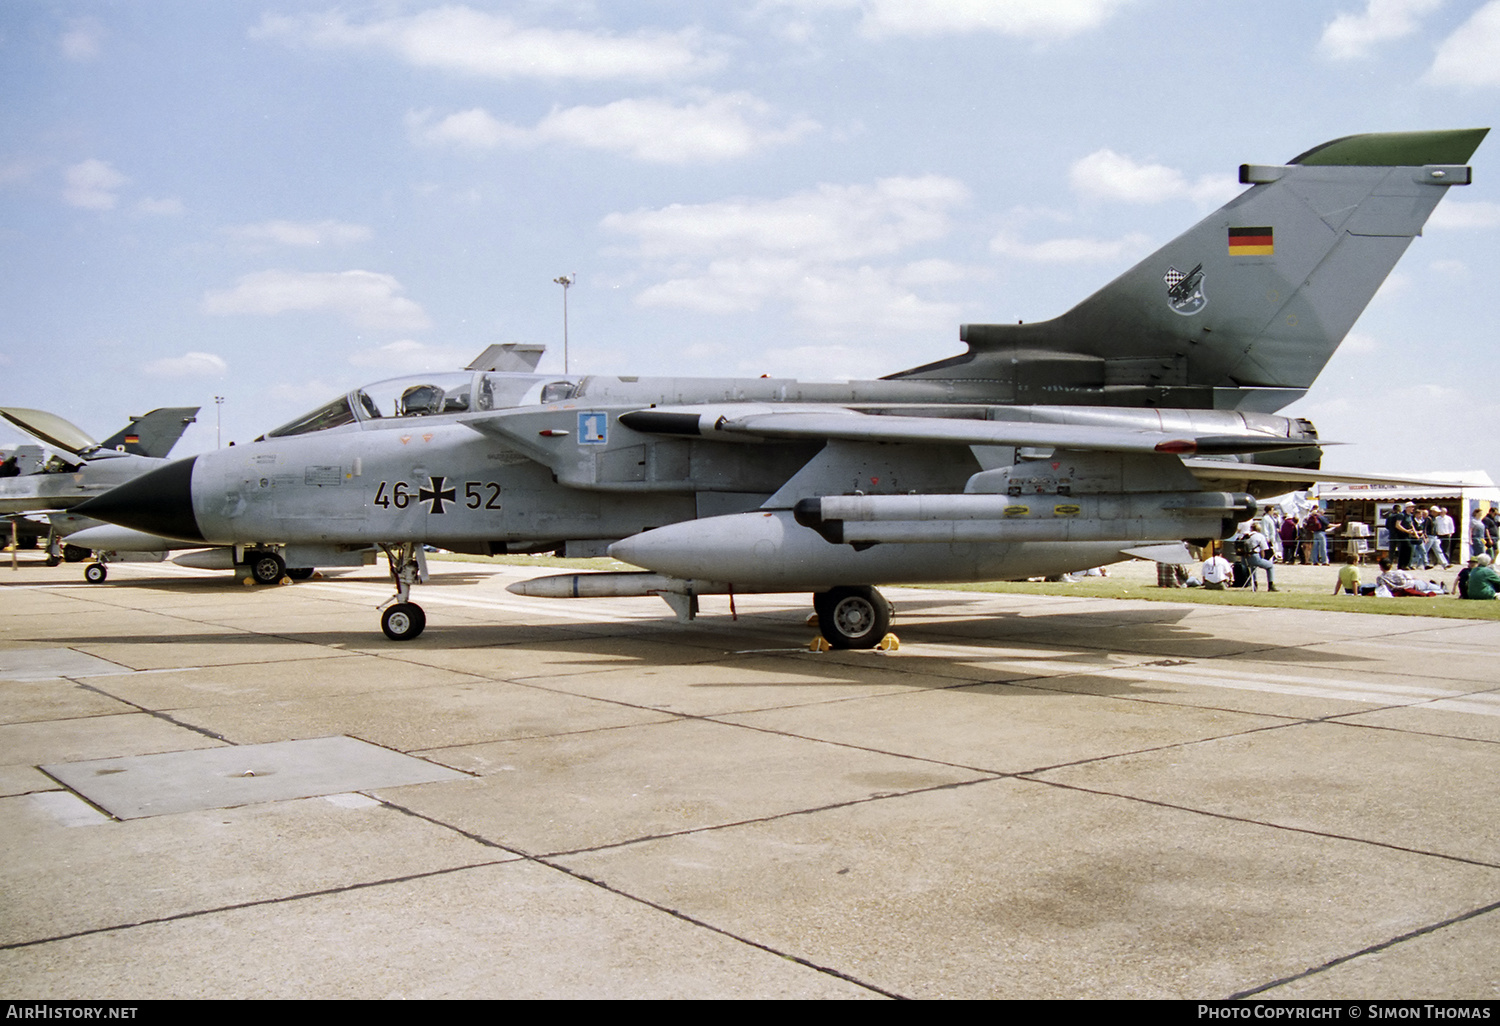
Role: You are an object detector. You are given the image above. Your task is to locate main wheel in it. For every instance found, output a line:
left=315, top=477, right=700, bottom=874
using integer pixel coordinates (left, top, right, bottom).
left=285, top=567, right=316, bottom=581
left=245, top=550, right=286, bottom=585
left=84, top=562, right=107, bottom=584
left=381, top=602, right=426, bottom=641
left=816, top=586, right=891, bottom=649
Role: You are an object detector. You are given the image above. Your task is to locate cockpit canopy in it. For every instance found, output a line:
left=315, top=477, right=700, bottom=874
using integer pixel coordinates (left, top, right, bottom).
left=262, top=372, right=580, bottom=439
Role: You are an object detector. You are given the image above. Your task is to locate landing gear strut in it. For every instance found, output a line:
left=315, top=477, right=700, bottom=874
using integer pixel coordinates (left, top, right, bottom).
left=378, top=542, right=428, bottom=641
left=813, top=585, right=891, bottom=649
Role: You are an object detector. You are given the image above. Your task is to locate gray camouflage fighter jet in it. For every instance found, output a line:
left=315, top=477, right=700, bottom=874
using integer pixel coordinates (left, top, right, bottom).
left=0, top=406, right=199, bottom=560
left=77, top=129, right=1487, bottom=645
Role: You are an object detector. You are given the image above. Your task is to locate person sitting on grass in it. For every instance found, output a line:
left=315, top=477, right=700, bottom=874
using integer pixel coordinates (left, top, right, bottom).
left=1201, top=551, right=1233, bottom=591
left=1464, top=553, right=1500, bottom=600
left=1333, top=557, right=1374, bottom=596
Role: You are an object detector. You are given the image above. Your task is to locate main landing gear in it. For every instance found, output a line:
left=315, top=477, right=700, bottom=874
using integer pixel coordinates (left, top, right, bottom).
left=244, top=549, right=286, bottom=585
left=812, top=585, right=892, bottom=649
left=378, top=542, right=429, bottom=641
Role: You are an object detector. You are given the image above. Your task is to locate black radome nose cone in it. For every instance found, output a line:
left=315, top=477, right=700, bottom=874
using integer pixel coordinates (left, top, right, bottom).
left=74, top=456, right=204, bottom=543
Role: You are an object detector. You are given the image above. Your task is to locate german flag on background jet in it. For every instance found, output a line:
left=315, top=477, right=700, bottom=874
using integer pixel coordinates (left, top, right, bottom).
left=1227, top=226, right=1274, bottom=255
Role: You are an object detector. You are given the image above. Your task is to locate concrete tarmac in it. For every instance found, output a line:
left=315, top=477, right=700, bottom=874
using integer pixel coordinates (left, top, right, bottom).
left=1, top=555, right=1497, bottom=999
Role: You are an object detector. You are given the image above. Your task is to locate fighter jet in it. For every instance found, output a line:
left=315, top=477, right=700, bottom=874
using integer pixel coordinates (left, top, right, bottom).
left=0, top=406, right=199, bottom=560
left=77, top=129, right=1487, bottom=645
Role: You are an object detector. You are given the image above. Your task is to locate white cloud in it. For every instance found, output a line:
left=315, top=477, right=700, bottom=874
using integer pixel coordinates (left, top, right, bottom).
left=607, top=177, right=970, bottom=335
left=201, top=270, right=430, bottom=331
left=764, top=0, right=1133, bottom=39
left=347, top=339, right=472, bottom=372
left=412, top=94, right=815, bottom=162
left=1428, top=199, right=1500, bottom=230
left=1427, top=2, right=1500, bottom=87
left=604, top=175, right=969, bottom=261
left=1319, top=0, right=1444, bottom=60
left=62, top=159, right=127, bottom=210
left=253, top=7, right=721, bottom=81
left=59, top=17, right=105, bottom=61
left=637, top=261, right=960, bottom=334
left=227, top=219, right=373, bottom=247
left=989, top=231, right=1153, bottom=263
left=406, top=108, right=522, bottom=149
left=410, top=93, right=819, bottom=163
left=145, top=352, right=227, bottom=378
left=1069, top=149, right=1238, bottom=205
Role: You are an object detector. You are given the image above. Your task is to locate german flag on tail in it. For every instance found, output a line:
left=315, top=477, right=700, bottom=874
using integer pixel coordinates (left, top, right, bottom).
left=1228, top=226, right=1273, bottom=256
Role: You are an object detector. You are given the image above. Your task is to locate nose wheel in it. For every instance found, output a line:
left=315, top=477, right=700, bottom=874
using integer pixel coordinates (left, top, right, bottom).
left=381, top=602, right=426, bottom=641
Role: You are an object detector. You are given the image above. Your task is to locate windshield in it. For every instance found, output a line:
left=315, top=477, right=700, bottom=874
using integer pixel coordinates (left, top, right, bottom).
left=264, top=395, right=358, bottom=439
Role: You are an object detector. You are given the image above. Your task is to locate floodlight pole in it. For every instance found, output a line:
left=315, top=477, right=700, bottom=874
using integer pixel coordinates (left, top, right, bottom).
left=214, top=396, right=224, bottom=450
left=553, top=274, right=575, bottom=374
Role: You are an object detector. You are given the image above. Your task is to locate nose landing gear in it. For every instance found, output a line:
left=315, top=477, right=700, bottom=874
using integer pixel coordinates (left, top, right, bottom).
left=377, top=542, right=428, bottom=640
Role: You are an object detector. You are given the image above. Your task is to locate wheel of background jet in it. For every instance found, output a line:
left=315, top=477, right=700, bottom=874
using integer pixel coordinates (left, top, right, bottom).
left=381, top=602, right=426, bottom=641
left=63, top=544, right=90, bottom=563
left=84, top=563, right=107, bottom=584
left=818, top=585, right=890, bottom=649
left=285, top=567, right=315, bottom=581
left=245, top=550, right=286, bottom=585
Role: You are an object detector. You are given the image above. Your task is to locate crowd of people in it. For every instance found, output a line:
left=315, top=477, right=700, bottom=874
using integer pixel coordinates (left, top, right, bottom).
left=1187, top=501, right=1500, bottom=600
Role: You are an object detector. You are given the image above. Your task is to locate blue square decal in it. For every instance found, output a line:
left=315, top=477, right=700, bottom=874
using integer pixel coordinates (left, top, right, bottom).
left=578, top=411, right=608, bottom=444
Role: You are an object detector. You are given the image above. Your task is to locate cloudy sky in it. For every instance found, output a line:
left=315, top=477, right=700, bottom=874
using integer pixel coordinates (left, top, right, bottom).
left=2, top=1, right=1497, bottom=479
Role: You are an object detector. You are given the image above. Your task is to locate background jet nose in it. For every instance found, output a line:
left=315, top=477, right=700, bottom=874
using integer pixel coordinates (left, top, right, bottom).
left=73, top=456, right=205, bottom=543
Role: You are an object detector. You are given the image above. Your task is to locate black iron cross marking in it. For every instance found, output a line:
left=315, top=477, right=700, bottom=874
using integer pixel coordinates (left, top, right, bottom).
left=419, top=476, right=456, bottom=514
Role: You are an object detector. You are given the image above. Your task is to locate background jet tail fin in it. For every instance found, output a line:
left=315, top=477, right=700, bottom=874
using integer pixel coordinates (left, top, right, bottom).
left=890, top=128, right=1488, bottom=413
left=99, top=407, right=200, bottom=457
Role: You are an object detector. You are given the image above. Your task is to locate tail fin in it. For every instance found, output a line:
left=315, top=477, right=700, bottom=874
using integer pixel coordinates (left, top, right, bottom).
left=890, top=128, right=1488, bottom=412
left=99, top=407, right=200, bottom=457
